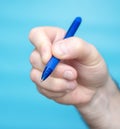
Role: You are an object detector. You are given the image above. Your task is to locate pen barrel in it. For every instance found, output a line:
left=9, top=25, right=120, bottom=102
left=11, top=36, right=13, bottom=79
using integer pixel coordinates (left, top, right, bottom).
left=46, top=56, right=60, bottom=70
left=41, top=17, right=82, bottom=81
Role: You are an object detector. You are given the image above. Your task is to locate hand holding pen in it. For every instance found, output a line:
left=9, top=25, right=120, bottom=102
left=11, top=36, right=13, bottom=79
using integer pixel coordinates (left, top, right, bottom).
left=29, top=16, right=108, bottom=105
left=41, top=17, right=82, bottom=81
left=29, top=17, right=120, bottom=128
left=29, top=15, right=108, bottom=105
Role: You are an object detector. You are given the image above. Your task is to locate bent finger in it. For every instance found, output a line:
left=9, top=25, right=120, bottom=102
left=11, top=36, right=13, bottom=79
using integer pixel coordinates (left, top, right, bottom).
left=29, top=27, right=65, bottom=64
left=37, top=87, right=66, bottom=99
left=30, top=49, right=44, bottom=71
left=30, top=50, right=77, bottom=80
left=30, top=69, right=77, bottom=92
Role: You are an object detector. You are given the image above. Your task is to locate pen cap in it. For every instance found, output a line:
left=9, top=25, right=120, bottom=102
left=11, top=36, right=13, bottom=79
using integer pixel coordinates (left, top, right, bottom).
left=64, top=17, right=82, bottom=38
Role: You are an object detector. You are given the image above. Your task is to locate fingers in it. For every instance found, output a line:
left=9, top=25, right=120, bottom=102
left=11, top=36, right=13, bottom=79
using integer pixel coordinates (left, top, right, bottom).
left=37, top=87, right=66, bottom=99
left=29, top=26, right=103, bottom=105
left=30, top=69, right=77, bottom=92
left=52, top=37, right=103, bottom=66
left=54, top=85, right=95, bottom=105
left=31, top=68, right=95, bottom=105
left=30, top=49, right=77, bottom=80
left=30, top=49, right=44, bottom=71
left=29, top=27, right=65, bottom=64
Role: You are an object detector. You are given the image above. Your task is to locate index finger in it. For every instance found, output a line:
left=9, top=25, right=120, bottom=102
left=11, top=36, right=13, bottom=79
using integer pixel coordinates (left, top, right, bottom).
left=29, top=27, right=65, bottom=64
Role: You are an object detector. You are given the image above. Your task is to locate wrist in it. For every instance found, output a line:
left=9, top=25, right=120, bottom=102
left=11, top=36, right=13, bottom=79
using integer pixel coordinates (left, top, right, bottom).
left=76, top=76, right=120, bottom=129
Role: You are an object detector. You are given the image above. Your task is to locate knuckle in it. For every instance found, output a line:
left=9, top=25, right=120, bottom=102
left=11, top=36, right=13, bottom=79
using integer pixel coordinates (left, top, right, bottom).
left=29, top=27, right=38, bottom=41
left=29, top=50, right=37, bottom=65
left=72, top=37, right=85, bottom=51
left=89, top=43, right=96, bottom=51
left=76, top=38, right=85, bottom=49
left=29, top=52, right=35, bottom=65
left=29, top=27, right=42, bottom=42
left=30, top=69, right=37, bottom=82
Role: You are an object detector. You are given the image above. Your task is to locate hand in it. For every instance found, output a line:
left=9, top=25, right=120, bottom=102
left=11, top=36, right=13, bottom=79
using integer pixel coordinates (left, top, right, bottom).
left=29, top=27, right=108, bottom=106
left=29, top=27, right=120, bottom=129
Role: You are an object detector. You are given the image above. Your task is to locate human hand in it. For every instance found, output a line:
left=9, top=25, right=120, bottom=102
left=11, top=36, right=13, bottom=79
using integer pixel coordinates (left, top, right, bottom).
left=29, top=27, right=120, bottom=129
left=29, top=27, right=108, bottom=106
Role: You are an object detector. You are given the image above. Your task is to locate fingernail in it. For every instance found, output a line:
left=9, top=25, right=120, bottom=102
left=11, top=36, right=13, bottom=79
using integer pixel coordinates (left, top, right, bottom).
left=54, top=43, right=67, bottom=56
left=63, top=71, right=74, bottom=80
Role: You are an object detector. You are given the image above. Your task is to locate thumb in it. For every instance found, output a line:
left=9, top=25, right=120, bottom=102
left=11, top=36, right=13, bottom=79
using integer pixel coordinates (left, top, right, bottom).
left=52, top=37, right=102, bottom=66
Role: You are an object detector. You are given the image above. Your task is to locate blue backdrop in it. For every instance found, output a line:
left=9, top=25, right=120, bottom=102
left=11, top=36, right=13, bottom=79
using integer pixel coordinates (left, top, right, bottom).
left=0, top=0, right=120, bottom=129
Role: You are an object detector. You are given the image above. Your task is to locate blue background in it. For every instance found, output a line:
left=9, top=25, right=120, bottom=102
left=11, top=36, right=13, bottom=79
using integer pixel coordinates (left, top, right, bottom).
left=0, top=0, right=120, bottom=129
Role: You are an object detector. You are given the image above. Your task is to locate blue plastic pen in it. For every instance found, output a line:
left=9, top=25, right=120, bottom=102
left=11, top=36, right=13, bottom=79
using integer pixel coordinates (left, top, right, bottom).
left=41, top=17, right=82, bottom=81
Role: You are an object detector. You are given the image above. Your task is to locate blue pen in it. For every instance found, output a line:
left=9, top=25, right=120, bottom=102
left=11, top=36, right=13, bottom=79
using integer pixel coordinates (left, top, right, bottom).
left=41, top=17, right=82, bottom=81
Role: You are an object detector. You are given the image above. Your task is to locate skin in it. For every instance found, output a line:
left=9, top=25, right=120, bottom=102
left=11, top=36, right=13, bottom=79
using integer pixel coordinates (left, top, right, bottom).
left=29, top=27, right=120, bottom=129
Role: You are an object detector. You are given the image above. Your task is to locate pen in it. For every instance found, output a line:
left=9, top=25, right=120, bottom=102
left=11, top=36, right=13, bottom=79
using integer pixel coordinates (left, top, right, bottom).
left=41, top=17, right=82, bottom=81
